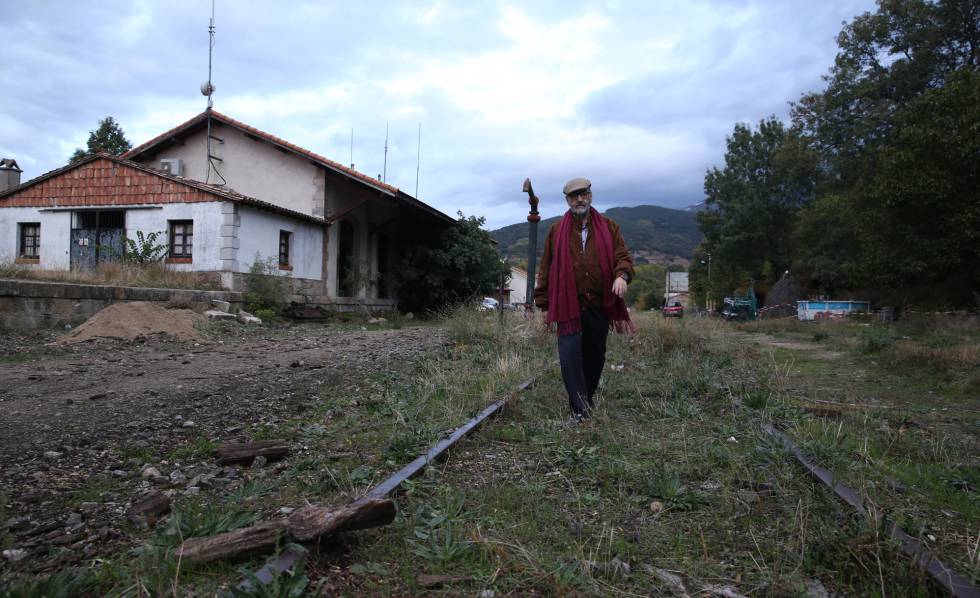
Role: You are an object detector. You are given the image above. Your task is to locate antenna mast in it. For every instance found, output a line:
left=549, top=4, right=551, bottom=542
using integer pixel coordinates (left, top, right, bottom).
left=203, top=0, right=225, bottom=185
left=349, top=127, right=354, bottom=169
left=415, top=123, right=421, bottom=198
left=382, top=122, right=389, bottom=183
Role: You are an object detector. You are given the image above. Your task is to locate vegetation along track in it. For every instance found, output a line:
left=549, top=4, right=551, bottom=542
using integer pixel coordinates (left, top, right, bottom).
left=1, top=309, right=977, bottom=595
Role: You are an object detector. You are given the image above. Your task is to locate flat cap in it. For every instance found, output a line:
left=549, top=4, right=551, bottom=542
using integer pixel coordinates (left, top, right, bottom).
left=562, top=177, right=591, bottom=196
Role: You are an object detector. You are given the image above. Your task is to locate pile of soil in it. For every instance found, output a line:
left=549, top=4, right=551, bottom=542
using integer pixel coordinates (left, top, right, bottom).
left=762, top=272, right=802, bottom=319
left=59, top=301, right=203, bottom=345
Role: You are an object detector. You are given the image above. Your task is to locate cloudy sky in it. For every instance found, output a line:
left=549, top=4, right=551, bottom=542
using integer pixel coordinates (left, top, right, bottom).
left=1, top=0, right=876, bottom=229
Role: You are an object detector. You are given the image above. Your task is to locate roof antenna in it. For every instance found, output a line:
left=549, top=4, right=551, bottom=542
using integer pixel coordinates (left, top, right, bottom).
left=382, top=122, right=389, bottom=183
left=201, top=0, right=225, bottom=186
left=414, top=122, right=421, bottom=198
left=349, top=127, right=354, bottom=170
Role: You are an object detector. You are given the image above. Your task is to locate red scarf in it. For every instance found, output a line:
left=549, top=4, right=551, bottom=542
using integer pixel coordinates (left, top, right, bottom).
left=546, top=207, right=635, bottom=335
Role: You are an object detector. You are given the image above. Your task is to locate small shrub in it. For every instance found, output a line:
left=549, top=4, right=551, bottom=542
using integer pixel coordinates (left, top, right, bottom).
left=245, top=256, right=291, bottom=316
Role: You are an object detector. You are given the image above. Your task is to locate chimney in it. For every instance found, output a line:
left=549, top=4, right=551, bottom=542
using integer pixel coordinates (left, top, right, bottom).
left=0, top=158, right=23, bottom=192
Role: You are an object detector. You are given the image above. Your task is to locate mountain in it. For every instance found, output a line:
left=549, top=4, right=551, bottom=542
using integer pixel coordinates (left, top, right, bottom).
left=490, top=204, right=702, bottom=266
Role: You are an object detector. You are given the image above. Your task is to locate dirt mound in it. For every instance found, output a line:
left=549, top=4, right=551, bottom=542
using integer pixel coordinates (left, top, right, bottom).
left=762, top=272, right=802, bottom=319
left=59, top=301, right=203, bottom=344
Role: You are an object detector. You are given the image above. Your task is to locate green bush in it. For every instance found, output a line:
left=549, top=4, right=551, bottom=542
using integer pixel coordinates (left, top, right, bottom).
left=245, top=256, right=291, bottom=316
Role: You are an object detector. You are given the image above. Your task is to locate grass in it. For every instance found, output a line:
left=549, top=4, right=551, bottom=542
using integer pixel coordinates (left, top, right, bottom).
left=3, top=309, right=977, bottom=595
left=0, top=260, right=224, bottom=291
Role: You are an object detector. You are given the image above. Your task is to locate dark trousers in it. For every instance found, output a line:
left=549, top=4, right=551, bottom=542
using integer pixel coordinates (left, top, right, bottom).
left=557, top=307, right=609, bottom=416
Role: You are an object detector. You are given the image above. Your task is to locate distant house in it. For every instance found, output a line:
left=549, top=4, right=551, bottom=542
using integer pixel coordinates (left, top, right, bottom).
left=507, top=267, right=529, bottom=305
left=665, top=271, right=689, bottom=307
left=0, top=110, right=454, bottom=309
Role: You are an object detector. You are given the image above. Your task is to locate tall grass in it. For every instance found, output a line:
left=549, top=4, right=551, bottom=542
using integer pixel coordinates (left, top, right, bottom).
left=0, top=260, right=224, bottom=290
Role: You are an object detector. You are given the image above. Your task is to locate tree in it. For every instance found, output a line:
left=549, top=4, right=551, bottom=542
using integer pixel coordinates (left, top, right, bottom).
left=792, top=0, right=980, bottom=304
left=389, top=212, right=511, bottom=313
left=698, top=118, right=818, bottom=294
left=70, top=116, right=132, bottom=163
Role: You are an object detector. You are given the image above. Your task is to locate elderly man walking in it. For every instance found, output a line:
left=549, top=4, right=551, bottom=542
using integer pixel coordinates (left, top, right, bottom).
left=534, top=177, right=635, bottom=423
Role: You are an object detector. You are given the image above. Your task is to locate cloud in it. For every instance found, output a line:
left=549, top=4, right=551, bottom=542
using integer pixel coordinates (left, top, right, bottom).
left=1, top=0, right=878, bottom=230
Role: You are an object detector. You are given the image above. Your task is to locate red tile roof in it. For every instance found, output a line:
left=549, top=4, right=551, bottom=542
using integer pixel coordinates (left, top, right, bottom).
left=123, top=109, right=401, bottom=196
left=0, top=153, right=326, bottom=225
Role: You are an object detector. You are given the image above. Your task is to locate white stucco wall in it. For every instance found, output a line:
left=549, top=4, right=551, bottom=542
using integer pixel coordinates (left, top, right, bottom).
left=133, top=122, right=326, bottom=218
left=237, top=206, right=323, bottom=280
left=0, top=207, right=72, bottom=269
left=124, top=202, right=225, bottom=271
left=509, top=269, right=528, bottom=304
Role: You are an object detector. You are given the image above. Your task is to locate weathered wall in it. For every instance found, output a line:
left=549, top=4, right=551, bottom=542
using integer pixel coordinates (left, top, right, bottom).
left=138, top=122, right=323, bottom=217
left=0, top=279, right=242, bottom=331
left=237, top=205, right=323, bottom=280
left=0, top=207, right=72, bottom=269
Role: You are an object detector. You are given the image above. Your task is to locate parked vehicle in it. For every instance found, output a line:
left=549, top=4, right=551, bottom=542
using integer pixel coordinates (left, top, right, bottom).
left=478, top=297, right=499, bottom=311
left=663, top=302, right=684, bottom=318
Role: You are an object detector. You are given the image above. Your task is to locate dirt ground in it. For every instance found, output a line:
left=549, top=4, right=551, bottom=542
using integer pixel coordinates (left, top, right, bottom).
left=0, top=312, right=447, bottom=577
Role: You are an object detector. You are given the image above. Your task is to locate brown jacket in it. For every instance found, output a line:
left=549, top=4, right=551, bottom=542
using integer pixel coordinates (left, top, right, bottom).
left=534, top=214, right=635, bottom=310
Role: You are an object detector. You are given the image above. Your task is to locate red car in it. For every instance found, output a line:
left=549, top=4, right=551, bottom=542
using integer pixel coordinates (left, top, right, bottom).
left=663, top=302, right=684, bottom=318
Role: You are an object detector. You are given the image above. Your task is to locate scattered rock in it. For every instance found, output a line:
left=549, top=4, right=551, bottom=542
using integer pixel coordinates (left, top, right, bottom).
left=641, top=565, right=688, bottom=595
left=238, top=310, right=262, bottom=325
left=127, top=491, right=171, bottom=527
left=211, top=300, right=231, bottom=312
left=43, top=451, right=63, bottom=460
left=3, top=549, right=28, bottom=563
left=251, top=455, right=268, bottom=469
left=367, top=317, right=387, bottom=325
left=204, top=310, right=237, bottom=320
left=5, top=516, right=32, bottom=532
left=278, top=506, right=294, bottom=515
left=79, top=502, right=99, bottom=514
left=141, top=466, right=163, bottom=480
left=182, top=420, right=196, bottom=428
left=649, top=501, right=664, bottom=514
left=805, top=578, right=831, bottom=598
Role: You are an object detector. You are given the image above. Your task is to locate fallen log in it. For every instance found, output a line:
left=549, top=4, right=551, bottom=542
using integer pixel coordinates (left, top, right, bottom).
left=288, top=497, right=396, bottom=542
left=178, top=521, right=288, bottom=564
left=214, top=440, right=290, bottom=465
left=177, top=497, right=395, bottom=565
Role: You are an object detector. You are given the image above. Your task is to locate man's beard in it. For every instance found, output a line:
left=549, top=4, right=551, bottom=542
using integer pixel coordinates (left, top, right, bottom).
left=570, top=203, right=590, bottom=217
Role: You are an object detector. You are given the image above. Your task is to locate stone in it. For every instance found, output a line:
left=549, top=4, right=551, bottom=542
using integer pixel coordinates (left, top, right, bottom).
left=2, top=549, right=28, bottom=563
left=251, top=455, right=268, bottom=469
left=43, top=451, right=63, bottom=460
left=182, top=421, right=196, bottom=428
left=169, top=470, right=187, bottom=483
left=111, top=469, right=128, bottom=478
left=185, top=486, right=201, bottom=496
left=5, top=517, right=31, bottom=532
left=79, top=502, right=99, bottom=514
left=141, top=466, right=163, bottom=479
left=649, top=501, right=664, bottom=514
left=65, top=512, right=84, bottom=527
left=211, top=299, right=231, bottom=312
left=238, top=310, right=262, bottom=325
left=367, top=317, right=387, bottom=324
left=609, top=557, right=631, bottom=577
left=278, top=506, right=295, bottom=515
left=204, top=309, right=237, bottom=320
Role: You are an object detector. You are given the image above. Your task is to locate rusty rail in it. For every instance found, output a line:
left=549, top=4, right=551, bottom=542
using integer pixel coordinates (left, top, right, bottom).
left=763, top=424, right=980, bottom=598
left=239, top=373, right=543, bottom=590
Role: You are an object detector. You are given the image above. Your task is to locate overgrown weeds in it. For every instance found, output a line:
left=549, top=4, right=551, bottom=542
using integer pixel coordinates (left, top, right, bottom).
left=0, top=260, right=223, bottom=290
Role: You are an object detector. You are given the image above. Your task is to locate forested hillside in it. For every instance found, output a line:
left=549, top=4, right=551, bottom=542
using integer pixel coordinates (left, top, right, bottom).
left=491, top=204, right=701, bottom=267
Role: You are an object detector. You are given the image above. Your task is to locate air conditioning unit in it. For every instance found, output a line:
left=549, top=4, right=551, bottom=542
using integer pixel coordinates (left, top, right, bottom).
left=159, top=158, right=183, bottom=176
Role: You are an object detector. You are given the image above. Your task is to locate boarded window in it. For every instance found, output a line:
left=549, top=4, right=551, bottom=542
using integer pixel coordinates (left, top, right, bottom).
left=19, top=223, right=40, bottom=258
left=169, top=220, right=193, bottom=258
left=279, top=231, right=291, bottom=266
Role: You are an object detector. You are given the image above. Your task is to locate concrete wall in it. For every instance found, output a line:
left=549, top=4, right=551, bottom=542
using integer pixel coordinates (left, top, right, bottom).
left=0, top=207, right=73, bottom=269
left=125, top=202, right=225, bottom=272
left=136, top=122, right=325, bottom=217
left=238, top=205, right=323, bottom=280
left=0, top=278, right=242, bottom=331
